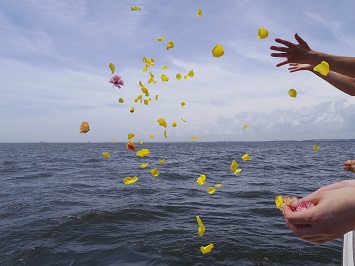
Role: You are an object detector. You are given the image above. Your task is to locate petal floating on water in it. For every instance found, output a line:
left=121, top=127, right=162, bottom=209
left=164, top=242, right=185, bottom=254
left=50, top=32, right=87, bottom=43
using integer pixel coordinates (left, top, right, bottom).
left=196, top=216, right=205, bottom=236
left=136, top=148, right=150, bottom=157
left=139, top=140, right=143, bottom=145
left=313, top=61, right=330, bottom=76
left=109, top=62, right=115, bottom=74
left=161, top=75, right=169, bottom=82
left=207, top=187, right=216, bottom=194
left=234, top=168, right=242, bottom=174
left=190, top=136, right=198, bottom=141
left=157, top=36, right=166, bottom=42
left=172, top=122, right=177, bottom=127
left=181, top=102, right=186, bottom=108
left=215, top=184, right=222, bottom=188
left=197, top=8, right=203, bottom=18
left=102, top=152, right=110, bottom=158
left=123, top=176, right=138, bottom=185
left=230, top=160, right=238, bottom=173
left=166, top=40, right=174, bottom=50
left=200, top=244, right=214, bottom=254
left=288, top=88, right=297, bottom=98
left=158, top=159, right=166, bottom=164
left=118, top=97, right=124, bottom=103
left=211, top=44, right=224, bottom=58
left=151, top=168, right=160, bottom=177
left=196, top=174, right=206, bottom=185
left=79, top=121, right=90, bottom=133
left=176, top=73, right=182, bottom=80
left=140, top=163, right=149, bottom=169
left=242, top=154, right=251, bottom=161
left=126, top=142, right=136, bottom=151
left=313, top=144, right=320, bottom=151
left=131, top=6, right=141, bottom=11
left=257, top=28, right=269, bottom=39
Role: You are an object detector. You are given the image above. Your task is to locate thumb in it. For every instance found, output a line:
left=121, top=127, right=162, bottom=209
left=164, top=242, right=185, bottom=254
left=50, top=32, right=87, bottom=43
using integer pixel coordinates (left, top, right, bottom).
left=298, top=192, right=321, bottom=205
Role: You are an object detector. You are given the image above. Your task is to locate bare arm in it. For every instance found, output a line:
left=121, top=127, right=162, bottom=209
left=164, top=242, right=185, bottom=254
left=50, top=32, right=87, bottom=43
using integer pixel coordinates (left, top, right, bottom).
left=270, top=33, right=355, bottom=78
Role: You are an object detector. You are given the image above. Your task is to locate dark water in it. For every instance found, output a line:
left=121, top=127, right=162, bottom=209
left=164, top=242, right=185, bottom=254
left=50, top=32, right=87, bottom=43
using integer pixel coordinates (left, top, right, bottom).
left=1, top=141, right=354, bottom=265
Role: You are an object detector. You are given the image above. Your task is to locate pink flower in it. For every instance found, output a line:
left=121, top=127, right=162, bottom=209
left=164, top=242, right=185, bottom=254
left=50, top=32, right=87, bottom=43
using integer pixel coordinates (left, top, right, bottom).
left=109, top=75, right=124, bottom=89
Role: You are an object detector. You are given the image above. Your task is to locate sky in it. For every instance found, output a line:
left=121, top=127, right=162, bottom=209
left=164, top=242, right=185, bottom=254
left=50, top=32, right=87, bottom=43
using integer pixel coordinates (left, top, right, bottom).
left=1, top=0, right=355, bottom=142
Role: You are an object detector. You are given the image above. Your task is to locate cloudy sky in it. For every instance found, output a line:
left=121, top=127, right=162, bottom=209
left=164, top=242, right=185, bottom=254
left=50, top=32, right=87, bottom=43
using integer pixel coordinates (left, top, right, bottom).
left=1, top=0, right=355, bottom=142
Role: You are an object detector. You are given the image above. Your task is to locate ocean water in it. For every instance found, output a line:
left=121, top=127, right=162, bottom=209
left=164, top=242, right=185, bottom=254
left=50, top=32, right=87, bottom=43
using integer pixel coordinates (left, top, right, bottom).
left=1, top=141, right=354, bottom=265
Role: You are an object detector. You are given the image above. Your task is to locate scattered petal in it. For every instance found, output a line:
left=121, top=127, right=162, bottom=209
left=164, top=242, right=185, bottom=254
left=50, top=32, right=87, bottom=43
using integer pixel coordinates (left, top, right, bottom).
left=197, top=8, right=203, bottom=18
left=166, top=40, right=174, bottom=50
left=155, top=95, right=159, bottom=101
left=288, top=88, right=297, bottom=98
left=207, top=187, right=216, bottom=194
left=196, top=216, right=205, bottom=237
left=180, top=118, right=187, bottom=122
left=275, top=195, right=284, bottom=209
left=243, top=125, right=248, bottom=129
left=257, top=28, right=269, bottom=39
left=151, top=168, right=160, bottom=177
left=157, top=36, right=166, bottom=42
left=230, top=160, right=238, bottom=173
left=184, top=75, right=188, bottom=80
left=128, top=133, right=135, bottom=141
left=112, top=137, right=116, bottom=142
left=136, top=148, right=150, bottom=157
left=150, top=134, right=155, bottom=139
left=162, top=63, right=167, bottom=70
left=158, top=159, right=166, bottom=164
left=234, top=168, right=242, bottom=174
left=79, top=121, right=90, bottom=133
left=200, top=244, right=214, bottom=254
left=139, top=140, right=143, bottom=145
left=131, top=6, right=141, bottom=11
left=161, top=74, right=169, bottom=82
left=176, top=73, right=182, bottom=80
left=118, top=97, right=124, bottom=103
left=242, top=154, right=252, bottom=161
left=196, top=174, right=206, bottom=185
left=109, top=62, right=115, bottom=74
left=164, top=130, right=168, bottom=139
left=140, top=163, right=149, bottom=169
left=102, top=152, right=110, bottom=158
left=123, top=176, right=138, bottom=185
left=172, top=122, right=177, bottom=127
left=130, top=107, right=135, bottom=113
left=313, top=144, right=320, bottom=151
left=313, top=61, right=330, bottom=76
left=126, top=142, right=136, bottom=151
left=157, top=118, right=168, bottom=128
left=211, top=44, right=224, bottom=58
left=190, top=136, right=198, bottom=141
left=215, top=184, right=222, bottom=188
left=109, top=75, right=124, bottom=89
left=187, top=70, right=194, bottom=78
left=181, top=102, right=186, bottom=108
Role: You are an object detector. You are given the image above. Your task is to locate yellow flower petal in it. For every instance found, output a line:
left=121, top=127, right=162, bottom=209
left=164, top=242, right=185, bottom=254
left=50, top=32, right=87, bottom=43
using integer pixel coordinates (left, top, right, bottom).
left=314, top=61, right=330, bottom=76
left=150, top=134, right=155, bottom=139
left=79, top=121, right=90, bottom=133
left=102, top=152, right=110, bottom=158
left=157, top=36, right=166, bottom=42
left=164, top=130, right=168, bottom=139
left=184, top=75, right=188, bottom=80
left=123, top=176, right=138, bottom=185
left=128, top=133, right=134, bottom=141
left=162, top=63, right=167, bottom=70
left=142, top=67, right=148, bottom=72
left=139, top=140, right=143, bottom=145
left=190, top=136, right=198, bottom=141
left=118, top=97, right=124, bottom=103
left=242, top=154, right=251, bottom=161
left=158, top=159, right=166, bottom=164
left=181, top=102, right=186, bottom=108
left=140, top=163, right=149, bottom=169
left=157, top=118, right=168, bottom=128
left=136, top=148, right=150, bottom=157
left=155, top=95, right=159, bottom=101
left=230, top=160, right=238, bottom=173
left=197, top=8, right=203, bottom=18
left=131, top=6, right=141, bottom=11
left=166, top=40, right=174, bottom=50
left=161, top=74, right=169, bottom=82
left=144, top=99, right=149, bottom=105
left=313, top=144, right=320, bottom=151
left=196, top=174, right=206, bottom=185
left=211, top=44, right=224, bottom=58
left=243, top=124, right=248, bottom=129
left=200, top=244, right=214, bottom=254
left=257, top=28, right=269, bottom=39
left=151, top=168, right=160, bottom=177
left=196, top=216, right=205, bottom=236
left=176, top=73, right=182, bottom=80
left=207, top=187, right=216, bottom=194
left=288, top=88, right=297, bottom=98
left=130, top=107, right=135, bottom=113
left=109, top=62, right=115, bottom=74
left=172, top=122, right=177, bottom=127
left=188, top=70, right=194, bottom=78
left=215, top=184, right=222, bottom=188
left=275, top=195, right=284, bottom=209
left=234, top=168, right=242, bottom=175
left=180, top=118, right=187, bottom=122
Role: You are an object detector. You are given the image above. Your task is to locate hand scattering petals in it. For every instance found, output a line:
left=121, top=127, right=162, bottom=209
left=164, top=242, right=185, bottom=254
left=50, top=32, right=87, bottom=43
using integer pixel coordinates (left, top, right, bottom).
left=196, top=216, right=205, bottom=236
left=257, top=28, right=269, bottom=39
left=124, top=176, right=138, bottom=185
left=196, top=174, right=206, bottom=185
left=109, top=62, right=115, bottom=74
left=275, top=195, right=314, bottom=212
left=288, top=88, right=297, bottom=98
left=200, top=244, right=214, bottom=254
left=313, top=61, right=330, bottom=76
left=102, top=152, right=110, bottom=158
left=211, top=44, right=224, bottom=58
left=79, top=121, right=90, bottom=133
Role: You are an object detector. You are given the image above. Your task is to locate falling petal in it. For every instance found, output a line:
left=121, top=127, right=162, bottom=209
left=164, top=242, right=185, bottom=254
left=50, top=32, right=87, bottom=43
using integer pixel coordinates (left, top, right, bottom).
left=126, top=142, right=136, bottom=151
left=139, top=140, right=143, bottom=145
left=161, top=75, right=169, bottom=82
left=136, top=148, right=150, bottom=157
left=184, top=75, right=188, bottom=80
left=314, top=61, right=330, bottom=76
left=313, top=144, right=320, bottom=151
left=215, top=184, right=222, bottom=188
left=196, top=174, right=206, bottom=185
left=109, top=62, right=115, bottom=74
left=131, top=6, right=141, bottom=11
left=130, top=107, right=135, bottom=113
left=207, top=187, right=216, bottom=194
left=176, top=73, right=182, bottom=80
left=141, top=87, right=148, bottom=93
left=288, top=88, right=297, bottom=98
left=190, top=137, right=198, bottom=141
left=109, top=75, right=124, bottom=89
left=188, top=70, right=194, bottom=78
left=155, top=95, right=159, bottom=101
left=140, top=163, right=149, bottom=169
left=79, top=121, right=90, bottom=133
left=180, top=118, right=187, bottom=122
left=230, top=160, right=238, bottom=173
left=151, top=168, right=160, bottom=177
left=181, top=102, right=186, bottom=108
left=196, top=216, right=205, bottom=236
left=242, top=154, right=251, bottom=161
left=157, top=36, right=166, bottom=42
left=164, top=130, right=168, bottom=139
left=123, top=176, right=138, bottom=185
left=257, top=28, right=269, bottom=39
left=275, top=195, right=284, bottom=209
left=243, top=125, right=248, bottom=129
left=197, top=8, right=203, bottom=18
left=162, top=63, right=167, bottom=70
left=128, top=133, right=135, bottom=140
left=118, top=98, right=124, bottom=103
left=157, top=118, right=168, bottom=128
left=112, top=137, right=116, bottom=142
left=150, top=134, right=155, bottom=139
left=166, top=40, right=174, bottom=50
left=200, top=244, right=214, bottom=254
left=142, top=67, right=148, bottom=72
left=102, top=152, right=110, bottom=158
left=172, top=122, right=177, bottom=127
left=211, top=44, right=224, bottom=58
left=158, top=159, right=166, bottom=164
left=144, top=99, right=149, bottom=105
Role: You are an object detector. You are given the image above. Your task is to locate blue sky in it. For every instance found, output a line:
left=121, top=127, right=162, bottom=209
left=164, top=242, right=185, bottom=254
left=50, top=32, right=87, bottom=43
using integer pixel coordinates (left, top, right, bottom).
left=1, top=0, right=355, bottom=142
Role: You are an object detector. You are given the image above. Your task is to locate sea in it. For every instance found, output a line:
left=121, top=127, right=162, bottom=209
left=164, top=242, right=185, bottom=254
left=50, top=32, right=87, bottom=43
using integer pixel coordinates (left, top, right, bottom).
left=1, top=141, right=354, bottom=266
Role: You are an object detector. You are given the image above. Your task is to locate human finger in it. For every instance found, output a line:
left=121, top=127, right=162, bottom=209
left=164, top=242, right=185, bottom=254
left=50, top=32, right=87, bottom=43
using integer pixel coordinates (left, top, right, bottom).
left=283, top=204, right=313, bottom=225
left=294, top=33, right=307, bottom=45
left=270, top=46, right=288, bottom=52
left=276, top=60, right=289, bottom=67
left=274, top=38, right=295, bottom=47
left=270, top=52, right=288, bottom=58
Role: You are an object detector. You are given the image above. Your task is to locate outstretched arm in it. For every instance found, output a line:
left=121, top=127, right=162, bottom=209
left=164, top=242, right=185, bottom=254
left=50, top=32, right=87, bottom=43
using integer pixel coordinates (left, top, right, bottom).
left=270, top=33, right=355, bottom=78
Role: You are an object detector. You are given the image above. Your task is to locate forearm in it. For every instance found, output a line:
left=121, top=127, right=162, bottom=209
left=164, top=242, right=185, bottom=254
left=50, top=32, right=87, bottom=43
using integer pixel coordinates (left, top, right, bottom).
left=313, top=70, right=355, bottom=96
